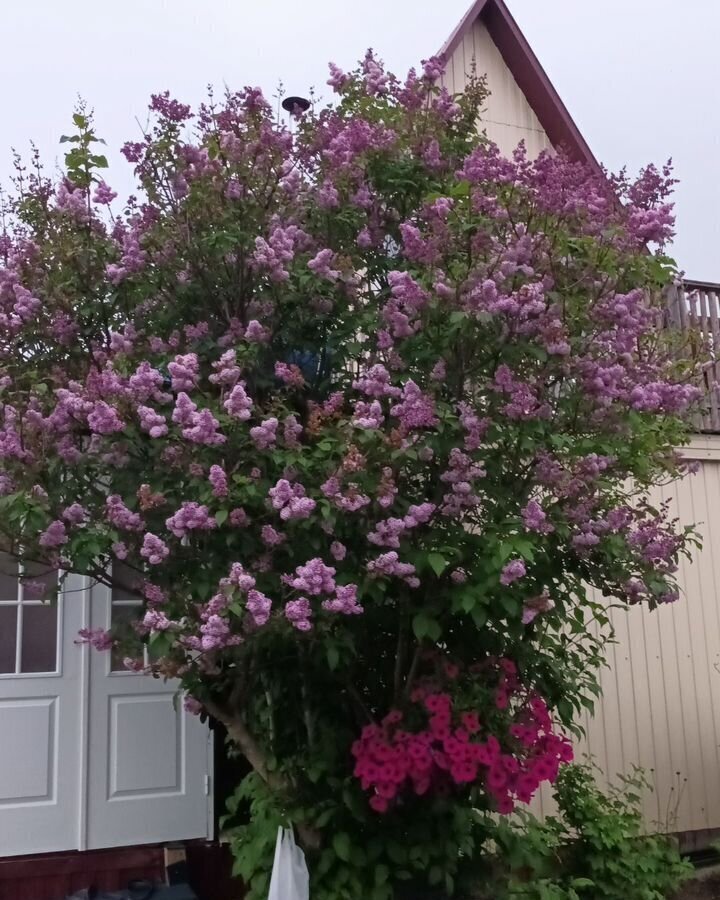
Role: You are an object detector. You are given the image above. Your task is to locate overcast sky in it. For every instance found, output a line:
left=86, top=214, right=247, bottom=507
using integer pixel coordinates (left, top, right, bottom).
left=1, top=0, right=718, bottom=281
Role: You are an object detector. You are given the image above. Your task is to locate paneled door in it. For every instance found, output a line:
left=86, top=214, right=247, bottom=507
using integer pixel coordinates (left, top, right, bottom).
left=0, top=557, right=84, bottom=855
left=85, top=578, right=212, bottom=850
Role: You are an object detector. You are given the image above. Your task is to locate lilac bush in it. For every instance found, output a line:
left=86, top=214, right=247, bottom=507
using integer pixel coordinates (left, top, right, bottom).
left=0, top=53, right=701, bottom=898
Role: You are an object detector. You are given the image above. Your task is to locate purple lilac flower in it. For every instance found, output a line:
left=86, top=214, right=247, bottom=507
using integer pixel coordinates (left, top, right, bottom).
left=285, top=598, right=313, bottom=631
left=209, top=465, right=228, bottom=498
left=283, top=414, right=303, bottom=448
left=268, top=478, right=316, bottom=520
left=246, top=589, right=272, bottom=626
left=209, top=350, right=241, bottom=387
left=244, top=320, right=270, bottom=343
left=250, top=418, right=278, bottom=450
left=181, top=408, right=225, bottom=446
left=106, top=495, right=143, bottom=531
left=166, top=502, right=216, bottom=538
left=77, top=627, right=113, bottom=651
left=227, top=563, right=256, bottom=592
left=366, top=552, right=418, bottom=587
left=308, top=248, right=341, bottom=281
left=368, top=517, right=406, bottom=548
left=223, top=383, right=253, bottom=420
left=93, top=181, right=118, bottom=204
left=261, top=525, right=285, bottom=547
left=39, top=520, right=68, bottom=548
left=200, top=614, right=237, bottom=650
left=168, top=353, right=199, bottom=391
left=142, top=609, right=173, bottom=631
left=500, top=559, right=526, bottom=586
left=288, top=558, right=336, bottom=595
left=62, top=503, right=88, bottom=525
left=87, top=401, right=124, bottom=435
left=390, top=380, right=438, bottom=431
left=322, top=583, right=364, bottom=615
left=230, top=508, right=250, bottom=527
left=522, top=500, right=554, bottom=534
left=352, top=400, right=384, bottom=429
left=521, top=590, right=555, bottom=625
left=275, top=362, right=305, bottom=387
left=138, top=406, right=168, bottom=437
left=112, top=541, right=128, bottom=560
left=141, top=533, right=170, bottom=565
left=352, top=364, right=401, bottom=398
left=330, top=541, right=346, bottom=561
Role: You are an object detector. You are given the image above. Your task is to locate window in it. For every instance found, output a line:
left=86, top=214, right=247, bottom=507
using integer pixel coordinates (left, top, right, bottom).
left=0, top=553, right=59, bottom=675
left=110, top=562, right=146, bottom=673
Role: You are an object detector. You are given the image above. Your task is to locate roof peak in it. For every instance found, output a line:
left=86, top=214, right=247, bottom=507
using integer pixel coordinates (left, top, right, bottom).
left=439, top=0, right=601, bottom=174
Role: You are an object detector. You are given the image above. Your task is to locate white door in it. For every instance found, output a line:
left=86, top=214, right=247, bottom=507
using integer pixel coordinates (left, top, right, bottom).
left=85, top=578, right=212, bottom=850
left=0, top=557, right=84, bottom=856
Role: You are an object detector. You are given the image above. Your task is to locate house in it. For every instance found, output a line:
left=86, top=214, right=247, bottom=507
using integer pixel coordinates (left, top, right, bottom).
left=0, top=564, right=216, bottom=895
left=0, top=0, right=718, bottom=894
left=437, top=0, right=720, bottom=848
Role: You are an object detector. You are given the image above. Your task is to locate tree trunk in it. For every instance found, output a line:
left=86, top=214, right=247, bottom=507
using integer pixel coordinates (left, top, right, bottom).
left=203, top=698, right=321, bottom=851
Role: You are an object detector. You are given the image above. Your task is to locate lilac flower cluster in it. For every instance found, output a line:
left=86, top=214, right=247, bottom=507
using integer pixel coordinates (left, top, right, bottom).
left=367, top=503, right=435, bottom=548
left=268, top=479, right=316, bottom=521
left=166, top=502, right=216, bottom=538
left=287, top=558, right=336, bottom=595
left=366, top=552, right=419, bottom=587
left=250, top=418, right=278, bottom=450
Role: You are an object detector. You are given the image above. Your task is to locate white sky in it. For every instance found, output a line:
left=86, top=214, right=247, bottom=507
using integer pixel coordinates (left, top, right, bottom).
left=2, top=0, right=718, bottom=281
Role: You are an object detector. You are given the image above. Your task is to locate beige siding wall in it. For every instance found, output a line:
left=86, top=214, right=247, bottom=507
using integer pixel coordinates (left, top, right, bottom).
left=531, top=436, right=720, bottom=835
left=440, top=18, right=553, bottom=159
left=442, top=14, right=720, bottom=842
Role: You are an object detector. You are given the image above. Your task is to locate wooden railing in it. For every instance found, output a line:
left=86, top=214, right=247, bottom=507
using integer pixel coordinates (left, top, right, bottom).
left=666, top=280, right=720, bottom=433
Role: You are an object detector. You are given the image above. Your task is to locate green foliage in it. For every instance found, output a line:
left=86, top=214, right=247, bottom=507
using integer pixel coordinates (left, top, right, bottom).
left=0, top=45, right=703, bottom=900
left=225, top=768, right=485, bottom=899
left=482, top=764, right=693, bottom=900
left=60, top=105, right=108, bottom=188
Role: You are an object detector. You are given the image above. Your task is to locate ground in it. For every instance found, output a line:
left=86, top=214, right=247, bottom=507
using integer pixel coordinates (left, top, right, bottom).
left=674, top=871, right=720, bottom=899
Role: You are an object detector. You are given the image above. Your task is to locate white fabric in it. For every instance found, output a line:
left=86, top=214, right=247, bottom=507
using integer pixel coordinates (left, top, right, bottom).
left=268, top=826, right=310, bottom=900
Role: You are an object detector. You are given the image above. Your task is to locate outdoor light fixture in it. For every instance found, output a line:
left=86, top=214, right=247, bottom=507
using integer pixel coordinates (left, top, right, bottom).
left=281, top=96, right=311, bottom=115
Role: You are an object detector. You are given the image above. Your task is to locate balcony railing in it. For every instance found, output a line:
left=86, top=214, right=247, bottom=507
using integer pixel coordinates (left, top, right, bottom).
left=666, top=280, right=720, bottom=433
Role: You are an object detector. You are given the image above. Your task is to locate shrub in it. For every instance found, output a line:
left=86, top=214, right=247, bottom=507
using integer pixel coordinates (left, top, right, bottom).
left=484, top=764, right=693, bottom=899
left=0, top=51, right=700, bottom=897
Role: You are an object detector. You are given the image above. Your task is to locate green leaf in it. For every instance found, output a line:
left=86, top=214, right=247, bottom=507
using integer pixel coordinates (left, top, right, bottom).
left=370, top=887, right=391, bottom=900
left=412, top=613, right=442, bottom=641
left=333, top=831, right=351, bottom=862
left=314, top=808, right=334, bottom=828
left=326, top=645, right=340, bottom=670
left=214, top=509, right=229, bottom=526
left=374, top=864, right=389, bottom=885
left=148, top=630, right=172, bottom=658
left=557, top=698, right=574, bottom=724
left=427, top=552, right=448, bottom=577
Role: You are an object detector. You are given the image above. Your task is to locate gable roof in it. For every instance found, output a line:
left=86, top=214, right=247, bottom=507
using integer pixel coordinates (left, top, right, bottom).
left=440, top=0, right=602, bottom=175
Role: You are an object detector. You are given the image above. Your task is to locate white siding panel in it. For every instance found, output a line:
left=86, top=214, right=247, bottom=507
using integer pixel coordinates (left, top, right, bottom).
left=440, top=18, right=552, bottom=159
left=526, top=446, right=720, bottom=837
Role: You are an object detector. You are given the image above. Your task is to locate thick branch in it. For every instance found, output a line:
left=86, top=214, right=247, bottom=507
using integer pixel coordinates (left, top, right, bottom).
left=202, top=696, right=321, bottom=851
